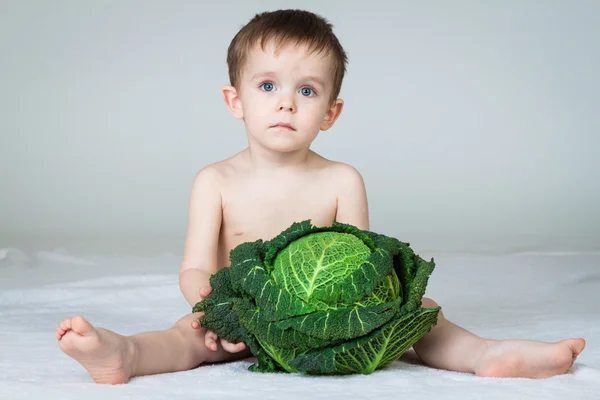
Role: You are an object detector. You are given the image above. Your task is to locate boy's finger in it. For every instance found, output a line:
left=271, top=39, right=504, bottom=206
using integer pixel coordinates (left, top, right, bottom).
left=220, top=338, right=246, bottom=353
left=199, top=286, right=213, bottom=298
left=205, top=330, right=218, bottom=351
left=190, top=311, right=205, bottom=328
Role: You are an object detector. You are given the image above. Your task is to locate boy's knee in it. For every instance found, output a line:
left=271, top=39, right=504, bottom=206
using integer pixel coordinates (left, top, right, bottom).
left=422, top=297, right=439, bottom=308
left=422, top=297, right=445, bottom=319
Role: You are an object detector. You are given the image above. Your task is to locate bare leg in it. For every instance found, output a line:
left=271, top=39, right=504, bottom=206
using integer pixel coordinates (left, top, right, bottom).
left=413, top=298, right=586, bottom=378
left=56, top=314, right=250, bottom=384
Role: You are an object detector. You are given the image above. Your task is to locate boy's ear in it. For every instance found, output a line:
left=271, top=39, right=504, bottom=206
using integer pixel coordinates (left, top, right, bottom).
left=320, top=99, right=344, bottom=131
left=222, top=85, right=243, bottom=119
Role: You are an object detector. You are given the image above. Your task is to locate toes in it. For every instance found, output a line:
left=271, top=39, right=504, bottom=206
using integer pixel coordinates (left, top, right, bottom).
left=56, top=318, right=73, bottom=340
left=566, top=338, right=586, bottom=358
left=70, top=316, right=94, bottom=335
left=59, top=318, right=72, bottom=332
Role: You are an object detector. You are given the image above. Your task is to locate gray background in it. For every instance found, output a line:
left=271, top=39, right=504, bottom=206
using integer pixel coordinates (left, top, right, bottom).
left=1, top=0, right=598, bottom=254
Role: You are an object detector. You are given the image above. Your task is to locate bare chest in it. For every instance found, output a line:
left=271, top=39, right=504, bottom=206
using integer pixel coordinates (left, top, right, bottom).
left=217, top=180, right=338, bottom=263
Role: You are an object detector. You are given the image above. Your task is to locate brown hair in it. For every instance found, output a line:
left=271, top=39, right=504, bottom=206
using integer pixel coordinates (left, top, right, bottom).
left=227, top=9, right=348, bottom=103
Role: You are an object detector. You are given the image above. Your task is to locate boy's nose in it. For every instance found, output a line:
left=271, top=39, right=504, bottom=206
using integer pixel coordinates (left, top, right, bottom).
left=279, top=104, right=295, bottom=112
left=276, top=97, right=296, bottom=113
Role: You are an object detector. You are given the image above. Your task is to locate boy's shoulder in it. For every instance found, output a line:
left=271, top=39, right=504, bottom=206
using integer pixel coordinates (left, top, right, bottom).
left=331, top=161, right=367, bottom=195
left=316, top=154, right=365, bottom=184
left=191, top=152, right=244, bottom=185
left=328, top=160, right=364, bottom=179
left=309, top=154, right=367, bottom=194
left=188, top=158, right=234, bottom=197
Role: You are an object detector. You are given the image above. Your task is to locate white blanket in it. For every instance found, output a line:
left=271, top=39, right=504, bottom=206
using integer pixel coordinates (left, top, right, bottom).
left=1, top=249, right=599, bottom=400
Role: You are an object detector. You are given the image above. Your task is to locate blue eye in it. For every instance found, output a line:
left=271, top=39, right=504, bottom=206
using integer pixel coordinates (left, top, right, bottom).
left=300, top=87, right=314, bottom=97
left=260, top=82, right=274, bottom=91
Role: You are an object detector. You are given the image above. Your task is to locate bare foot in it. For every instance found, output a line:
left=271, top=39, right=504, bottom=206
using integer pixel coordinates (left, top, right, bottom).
left=474, top=338, right=586, bottom=378
left=56, top=316, right=135, bottom=384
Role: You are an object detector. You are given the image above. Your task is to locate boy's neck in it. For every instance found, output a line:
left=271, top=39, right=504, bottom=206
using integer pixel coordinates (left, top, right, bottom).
left=245, top=146, right=313, bottom=171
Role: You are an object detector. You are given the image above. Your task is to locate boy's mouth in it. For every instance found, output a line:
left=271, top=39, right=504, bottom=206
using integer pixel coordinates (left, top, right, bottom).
left=271, top=122, right=296, bottom=131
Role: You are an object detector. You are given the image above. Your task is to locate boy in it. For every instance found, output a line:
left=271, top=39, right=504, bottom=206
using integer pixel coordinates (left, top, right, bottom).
left=55, top=9, right=585, bottom=384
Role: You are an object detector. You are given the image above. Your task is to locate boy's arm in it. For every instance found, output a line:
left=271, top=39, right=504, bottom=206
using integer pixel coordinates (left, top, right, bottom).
left=179, top=166, right=222, bottom=307
left=334, top=164, right=370, bottom=231
left=180, top=166, right=247, bottom=354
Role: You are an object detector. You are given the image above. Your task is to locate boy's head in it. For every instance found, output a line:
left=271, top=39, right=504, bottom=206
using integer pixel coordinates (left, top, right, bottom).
left=226, top=9, right=348, bottom=104
left=222, top=9, right=349, bottom=154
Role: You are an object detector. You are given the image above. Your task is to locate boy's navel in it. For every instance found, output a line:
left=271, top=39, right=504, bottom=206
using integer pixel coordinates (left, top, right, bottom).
left=233, top=231, right=244, bottom=236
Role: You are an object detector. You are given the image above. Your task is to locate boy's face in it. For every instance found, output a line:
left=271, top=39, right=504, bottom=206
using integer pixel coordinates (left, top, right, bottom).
left=223, top=40, right=343, bottom=154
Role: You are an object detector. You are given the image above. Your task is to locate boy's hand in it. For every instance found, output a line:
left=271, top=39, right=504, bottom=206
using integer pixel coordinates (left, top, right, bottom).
left=191, top=285, right=247, bottom=353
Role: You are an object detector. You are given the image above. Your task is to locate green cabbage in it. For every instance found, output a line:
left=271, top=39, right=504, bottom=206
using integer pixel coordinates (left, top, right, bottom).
left=193, top=220, right=440, bottom=375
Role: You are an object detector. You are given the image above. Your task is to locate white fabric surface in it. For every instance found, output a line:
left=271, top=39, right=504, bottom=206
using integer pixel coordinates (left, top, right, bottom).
left=1, top=248, right=599, bottom=400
